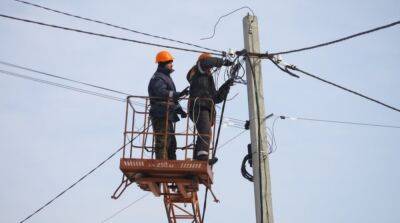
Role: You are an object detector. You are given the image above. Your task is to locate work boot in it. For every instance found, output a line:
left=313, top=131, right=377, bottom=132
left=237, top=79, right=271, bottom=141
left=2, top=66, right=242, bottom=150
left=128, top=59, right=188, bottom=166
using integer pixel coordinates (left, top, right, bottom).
left=196, top=155, right=218, bottom=166
left=208, top=157, right=218, bottom=166
left=196, top=154, right=208, bottom=161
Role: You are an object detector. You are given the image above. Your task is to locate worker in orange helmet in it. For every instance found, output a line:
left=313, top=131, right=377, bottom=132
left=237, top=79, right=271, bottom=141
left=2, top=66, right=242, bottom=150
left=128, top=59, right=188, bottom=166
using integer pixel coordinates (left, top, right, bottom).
left=186, top=52, right=234, bottom=164
left=148, top=50, right=189, bottom=160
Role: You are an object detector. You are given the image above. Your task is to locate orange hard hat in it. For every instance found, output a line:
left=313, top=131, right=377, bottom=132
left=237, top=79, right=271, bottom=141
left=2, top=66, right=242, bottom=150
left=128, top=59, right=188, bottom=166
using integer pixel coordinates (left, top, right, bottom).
left=198, top=52, right=212, bottom=61
left=155, top=51, right=174, bottom=63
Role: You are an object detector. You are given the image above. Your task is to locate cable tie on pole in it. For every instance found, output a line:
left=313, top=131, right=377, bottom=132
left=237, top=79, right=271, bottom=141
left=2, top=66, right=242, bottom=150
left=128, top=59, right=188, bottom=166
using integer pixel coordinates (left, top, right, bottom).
left=247, top=144, right=253, bottom=167
left=245, top=120, right=250, bottom=130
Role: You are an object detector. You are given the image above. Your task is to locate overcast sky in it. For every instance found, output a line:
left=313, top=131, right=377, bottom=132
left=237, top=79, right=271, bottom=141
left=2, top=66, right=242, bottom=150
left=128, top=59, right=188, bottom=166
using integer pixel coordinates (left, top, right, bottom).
left=0, top=0, right=399, bottom=223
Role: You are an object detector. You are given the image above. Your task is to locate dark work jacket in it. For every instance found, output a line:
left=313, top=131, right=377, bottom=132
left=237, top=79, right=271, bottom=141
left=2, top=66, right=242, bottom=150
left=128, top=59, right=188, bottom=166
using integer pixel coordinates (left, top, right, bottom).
left=148, top=67, right=181, bottom=122
left=186, top=57, right=228, bottom=114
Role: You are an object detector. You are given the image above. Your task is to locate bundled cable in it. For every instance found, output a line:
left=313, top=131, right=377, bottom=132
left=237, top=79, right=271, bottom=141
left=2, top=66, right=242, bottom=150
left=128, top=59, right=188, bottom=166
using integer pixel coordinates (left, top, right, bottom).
left=241, top=144, right=254, bottom=182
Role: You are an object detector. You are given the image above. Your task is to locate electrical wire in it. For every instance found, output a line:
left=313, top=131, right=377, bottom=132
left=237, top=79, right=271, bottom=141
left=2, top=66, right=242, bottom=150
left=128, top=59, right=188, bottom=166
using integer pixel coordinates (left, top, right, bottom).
left=265, top=128, right=273, bottom=154
left=271, top=20, right=400, bottom=55
left=226, top=92, right=239, bottom=101
left=218, top=129, right=247, bottom=149
left=201, top=128, right=246, bottom=223
left=100, top=194, right=149, bottom=223
left=18, top=124, right=149, bottom=223
left=226, top=124, right=246, bottom=130
left=0, top=60, right=147, bottom=107
left=0, top=14, right=222, bottom=56
left=287, top=65, right=400, bottom=113
left=268, top=56, right=299, bottom=78
left=221, top=116, right=246, bottom=124
left=268, top=117, right=280, bottom=154
left=0, top=60, right=131, bottom=96
left=279, top=115, right=400, bottom=129
left=241, top=153, right=254, bottom=182
left=13, top=0, right=221, bottom=54
left=215, top=117, right=244, bottom=127
left=0, top=69, right=125, bottom=102
left=201, top=6, right=255, bottom=40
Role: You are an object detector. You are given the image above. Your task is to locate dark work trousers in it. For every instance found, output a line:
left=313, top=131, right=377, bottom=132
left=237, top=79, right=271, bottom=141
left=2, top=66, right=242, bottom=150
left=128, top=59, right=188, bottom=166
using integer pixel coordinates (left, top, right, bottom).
left=151, top=117, right=177, bottom=160
left=191, top=109, right=212, bottom=160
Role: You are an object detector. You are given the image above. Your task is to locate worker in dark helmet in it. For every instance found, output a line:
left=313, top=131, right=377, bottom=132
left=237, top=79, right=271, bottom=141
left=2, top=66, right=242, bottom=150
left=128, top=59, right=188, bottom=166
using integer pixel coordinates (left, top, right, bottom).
left=148, top=50, right=189, bottom=160
left=186, top=52, right=234, bottom=164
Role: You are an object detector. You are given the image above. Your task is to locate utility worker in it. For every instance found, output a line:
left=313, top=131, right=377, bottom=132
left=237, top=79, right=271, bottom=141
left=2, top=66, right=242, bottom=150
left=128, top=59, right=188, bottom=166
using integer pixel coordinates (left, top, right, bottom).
left=148, top=50, right=188, bottom=160
left=186, top=53, right=234, bottom=164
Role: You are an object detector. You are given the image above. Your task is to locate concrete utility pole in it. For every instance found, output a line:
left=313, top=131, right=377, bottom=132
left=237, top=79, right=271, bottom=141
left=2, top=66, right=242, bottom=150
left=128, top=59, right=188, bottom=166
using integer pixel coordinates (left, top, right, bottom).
left=242, top=14, right=274, bottom=223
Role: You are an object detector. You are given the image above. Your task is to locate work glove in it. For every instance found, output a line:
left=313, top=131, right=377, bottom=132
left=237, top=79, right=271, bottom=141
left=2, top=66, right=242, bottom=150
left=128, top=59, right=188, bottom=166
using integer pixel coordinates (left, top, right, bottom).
left=223, top=59, right=234, bottom=66
left=218, top=79, right=234, bottom=100
left=176, top=106, right=187, bottom=118
left=178, top=87, right=189, bottom=98
left=221, top=79, right=234, bottom=89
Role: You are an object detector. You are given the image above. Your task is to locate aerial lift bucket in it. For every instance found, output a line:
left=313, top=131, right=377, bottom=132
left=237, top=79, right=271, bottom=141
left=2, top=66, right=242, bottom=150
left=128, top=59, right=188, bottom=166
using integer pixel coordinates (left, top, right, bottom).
left=112, top=96, right=217, bottom=223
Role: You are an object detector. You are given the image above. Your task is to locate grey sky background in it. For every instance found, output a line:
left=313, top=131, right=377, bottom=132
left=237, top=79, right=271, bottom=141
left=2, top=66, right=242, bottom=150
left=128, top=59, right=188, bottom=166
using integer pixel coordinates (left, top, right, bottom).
left=0, top=0, right=399, bottom=222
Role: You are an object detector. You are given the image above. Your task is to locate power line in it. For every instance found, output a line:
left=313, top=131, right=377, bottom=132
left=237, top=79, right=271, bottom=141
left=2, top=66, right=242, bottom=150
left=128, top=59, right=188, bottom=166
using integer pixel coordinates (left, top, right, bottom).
left=100, top=194, right=149, bottom=223
left=0, top=60, right=146, bottom=107
left=222, top=116, right=247, bottom=124
left=279, top=115, right=400, bottom=129
left=0, top=60, right=132, bottom=96
left=13, top=0, right=221, bottom=54
left=0, top=69, right=126, bottom=102
left=201, top=6, right=255, bottom=40
left=271, top=20, right=400, bottom=55
left=287, top=65, right=400, bottom=113
left=218, top=129, right=247, bottom=149
left=17, top=125, right=149, bottom=223
left=0, top=14, right=223, bottom=56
